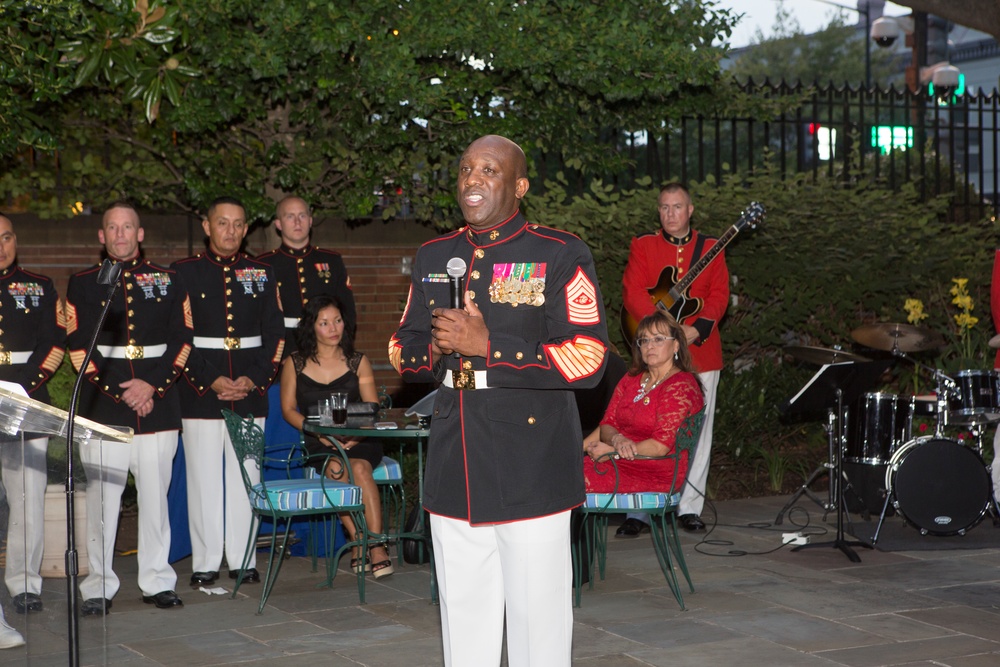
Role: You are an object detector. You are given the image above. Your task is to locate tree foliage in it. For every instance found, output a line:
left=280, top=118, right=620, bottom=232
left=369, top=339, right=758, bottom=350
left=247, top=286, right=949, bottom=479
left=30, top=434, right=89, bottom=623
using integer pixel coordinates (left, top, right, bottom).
left=0, top=0, right=744, bottom=224
left=727, top=1, right=897, bottom=87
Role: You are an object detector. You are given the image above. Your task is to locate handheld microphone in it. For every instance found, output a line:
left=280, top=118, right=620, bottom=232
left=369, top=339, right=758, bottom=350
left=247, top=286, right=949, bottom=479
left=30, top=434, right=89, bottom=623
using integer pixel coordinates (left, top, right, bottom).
left=446, top=257, right=467, bottom=309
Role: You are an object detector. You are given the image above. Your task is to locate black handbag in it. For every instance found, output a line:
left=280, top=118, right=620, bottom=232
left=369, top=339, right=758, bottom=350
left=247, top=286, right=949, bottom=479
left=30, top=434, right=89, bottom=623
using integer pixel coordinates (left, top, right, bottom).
left=402, top=505, right=433, bottom=565
left=347, top=401, right=379, bottom=416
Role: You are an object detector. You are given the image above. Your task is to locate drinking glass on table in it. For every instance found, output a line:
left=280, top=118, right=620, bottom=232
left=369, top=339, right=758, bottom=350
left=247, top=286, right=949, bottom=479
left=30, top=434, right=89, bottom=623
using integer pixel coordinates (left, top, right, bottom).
left=330, top=392, right=348, bottom=426
left=317, top=398, right=333, bottom=426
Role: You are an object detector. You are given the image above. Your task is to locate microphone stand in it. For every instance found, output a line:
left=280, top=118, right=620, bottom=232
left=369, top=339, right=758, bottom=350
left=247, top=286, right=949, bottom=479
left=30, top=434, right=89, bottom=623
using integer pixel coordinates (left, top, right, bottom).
left=64, top=259, right=121, bottom=666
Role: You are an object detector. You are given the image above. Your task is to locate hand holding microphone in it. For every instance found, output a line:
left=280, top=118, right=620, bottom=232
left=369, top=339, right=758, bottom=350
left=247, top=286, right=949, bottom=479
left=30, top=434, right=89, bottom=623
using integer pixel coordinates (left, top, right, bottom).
left=432, top=256, right=488, bottom=358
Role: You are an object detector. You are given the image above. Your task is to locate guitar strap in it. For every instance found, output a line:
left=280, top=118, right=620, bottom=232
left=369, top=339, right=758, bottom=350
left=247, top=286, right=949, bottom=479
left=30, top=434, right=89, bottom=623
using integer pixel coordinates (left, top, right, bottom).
left=690, top=232, right=708, bottom=266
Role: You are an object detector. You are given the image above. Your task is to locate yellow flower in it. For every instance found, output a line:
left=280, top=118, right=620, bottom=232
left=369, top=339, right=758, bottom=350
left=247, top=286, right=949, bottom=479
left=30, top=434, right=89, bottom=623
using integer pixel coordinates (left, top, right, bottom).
left=903, top=298, right=928, bottom=324
left=954, top=312, right=979, bottom=330
left=953, top=295, right=974, bottom=311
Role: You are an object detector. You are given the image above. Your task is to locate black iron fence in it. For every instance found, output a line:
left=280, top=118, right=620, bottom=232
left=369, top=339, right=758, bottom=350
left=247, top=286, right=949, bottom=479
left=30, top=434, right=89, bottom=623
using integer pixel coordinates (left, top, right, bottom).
left=619, top=80, right=1000, bottom=222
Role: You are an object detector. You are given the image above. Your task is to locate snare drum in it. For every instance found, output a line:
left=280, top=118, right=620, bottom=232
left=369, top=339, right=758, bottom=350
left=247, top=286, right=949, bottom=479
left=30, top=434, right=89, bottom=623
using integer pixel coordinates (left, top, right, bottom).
left=948, top=370, right=1000, bottom=424
left=885, top=437, right=992, bottom=536
left=844, top=393, right=910, bottom=465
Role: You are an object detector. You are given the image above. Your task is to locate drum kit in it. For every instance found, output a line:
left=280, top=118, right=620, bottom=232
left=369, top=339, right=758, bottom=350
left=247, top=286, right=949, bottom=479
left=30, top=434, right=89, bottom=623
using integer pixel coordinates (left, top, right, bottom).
left=778, top=322, right=1000, bottom=560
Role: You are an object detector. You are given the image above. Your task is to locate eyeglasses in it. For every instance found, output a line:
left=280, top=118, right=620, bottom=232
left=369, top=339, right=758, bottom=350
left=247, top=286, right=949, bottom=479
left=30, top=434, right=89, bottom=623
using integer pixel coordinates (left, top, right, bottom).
left=635, top=335, right=675, bottom=348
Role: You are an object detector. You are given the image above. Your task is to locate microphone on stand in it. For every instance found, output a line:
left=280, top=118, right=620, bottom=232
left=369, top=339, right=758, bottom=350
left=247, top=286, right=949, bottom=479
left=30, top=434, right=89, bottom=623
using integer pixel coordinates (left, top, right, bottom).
left=64, top=258, right=121, bottom=666
left=446, top=258, right=467, bottom=360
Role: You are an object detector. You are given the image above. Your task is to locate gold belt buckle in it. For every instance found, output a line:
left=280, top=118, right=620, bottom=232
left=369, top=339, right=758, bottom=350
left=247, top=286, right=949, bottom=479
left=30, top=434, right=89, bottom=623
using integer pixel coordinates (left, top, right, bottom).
left=124, top=344, right=144, bottom=360
left=452, top=369, right=476, bottom=390
left=0, top=351, right=10, bottom=365
left=224, top=337, right=241, bottom=350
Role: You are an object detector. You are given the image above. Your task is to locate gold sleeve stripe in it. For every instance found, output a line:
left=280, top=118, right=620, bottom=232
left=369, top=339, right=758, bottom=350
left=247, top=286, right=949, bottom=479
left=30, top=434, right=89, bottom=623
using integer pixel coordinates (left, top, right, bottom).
left=40, top=348, right=64, bottom=373
left=68, top=349, right=86, bottom=372
left=64, top=302, right=78, bottom=335
left=56, top=300, right=67, bottom=330
left=388, top=336, right=403, bottom=374
left=546, top=336, right=606, bottom=382
left=273, top=340, right=285, bottom=364
left=174, top=343, right=191, bottom=369
left=183, top=295, right=194, bottom=329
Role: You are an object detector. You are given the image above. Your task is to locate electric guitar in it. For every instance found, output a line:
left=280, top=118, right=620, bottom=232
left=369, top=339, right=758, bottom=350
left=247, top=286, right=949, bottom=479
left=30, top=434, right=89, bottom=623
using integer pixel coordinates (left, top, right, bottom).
left=620, top=201, right=765, bottom=342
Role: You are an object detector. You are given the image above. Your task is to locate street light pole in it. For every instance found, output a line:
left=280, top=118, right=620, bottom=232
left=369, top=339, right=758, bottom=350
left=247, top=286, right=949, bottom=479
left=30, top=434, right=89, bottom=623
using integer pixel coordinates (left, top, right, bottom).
left=808, top=0, right=872, bottom=87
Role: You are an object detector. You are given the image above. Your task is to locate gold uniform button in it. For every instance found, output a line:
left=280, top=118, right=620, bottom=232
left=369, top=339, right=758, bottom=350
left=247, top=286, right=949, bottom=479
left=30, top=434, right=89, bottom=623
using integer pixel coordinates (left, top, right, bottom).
left=467, top=290, right=475, bottom=300
left=475, top=249, right=485, bottom=259
left=527, top=416, right=536, bottom=425
left=410, top=357, right=416, bottom=363
left=515, top=352, right=523, bottom=360
left=422, top=355, right=428, bottom=361
left=537, top=354, right=543, bottom=360
left=493, top=351, right=501, bottom=359
left=471, top=270, right=480, bottom=280
left=463, top=360, right=472, bottom=370
left=224, top=267, right=230, bottom=272
left=429, top=299, right=435, bottom=306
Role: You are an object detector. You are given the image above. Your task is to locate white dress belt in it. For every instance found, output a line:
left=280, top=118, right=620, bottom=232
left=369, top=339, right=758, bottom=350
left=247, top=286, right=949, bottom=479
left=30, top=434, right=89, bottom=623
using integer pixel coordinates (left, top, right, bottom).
left=97, top=344, right=168, bottom=360
left=0, top=351, right=33, bottom=365
left=441, top=369, right=491, bottom=390
left=283, top=317, right=300, bottom=328
left=193, top=335, right=263, bottom=350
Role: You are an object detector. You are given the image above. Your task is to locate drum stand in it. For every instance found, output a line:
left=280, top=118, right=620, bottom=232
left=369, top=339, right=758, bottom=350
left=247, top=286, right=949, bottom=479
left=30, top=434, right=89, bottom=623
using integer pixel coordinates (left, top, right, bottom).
left=777, top=360, right=890, bottom=561
left=775, top=408, right=837, bottom=524
left=791, top=387, right=871, bottom=562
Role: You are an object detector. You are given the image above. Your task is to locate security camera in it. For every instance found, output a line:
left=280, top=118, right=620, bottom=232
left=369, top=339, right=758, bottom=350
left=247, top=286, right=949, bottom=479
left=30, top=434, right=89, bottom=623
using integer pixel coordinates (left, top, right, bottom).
left=871, top=17, right=900, bottom=48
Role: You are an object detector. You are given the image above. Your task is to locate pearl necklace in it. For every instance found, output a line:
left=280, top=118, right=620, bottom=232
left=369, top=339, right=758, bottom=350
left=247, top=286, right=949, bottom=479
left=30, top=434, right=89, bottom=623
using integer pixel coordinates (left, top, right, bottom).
left=633, top=372, right=668, bottom=405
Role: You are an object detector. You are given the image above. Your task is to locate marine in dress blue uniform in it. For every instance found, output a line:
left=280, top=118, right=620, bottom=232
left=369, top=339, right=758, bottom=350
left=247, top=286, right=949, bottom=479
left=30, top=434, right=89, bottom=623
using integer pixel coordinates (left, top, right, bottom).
left=257, top=195, right=355, bottom=356
left=66, top=202, right=192, bottom=613
left=389, top=136, right=608, bottom=667
left=0, top=215, right=64, bottom=627
left=171, top=197, right=284, bottom=585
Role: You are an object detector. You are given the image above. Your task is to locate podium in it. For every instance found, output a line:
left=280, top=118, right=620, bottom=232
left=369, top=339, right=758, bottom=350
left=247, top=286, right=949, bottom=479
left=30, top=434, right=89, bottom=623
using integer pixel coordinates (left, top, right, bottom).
left=0, top=385, right=131, bottom=662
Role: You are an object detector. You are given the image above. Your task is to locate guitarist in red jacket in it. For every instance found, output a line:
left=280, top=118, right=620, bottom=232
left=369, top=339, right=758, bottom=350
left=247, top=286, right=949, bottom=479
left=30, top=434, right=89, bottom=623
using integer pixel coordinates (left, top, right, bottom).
left=620, top=183, right=730, bottom=534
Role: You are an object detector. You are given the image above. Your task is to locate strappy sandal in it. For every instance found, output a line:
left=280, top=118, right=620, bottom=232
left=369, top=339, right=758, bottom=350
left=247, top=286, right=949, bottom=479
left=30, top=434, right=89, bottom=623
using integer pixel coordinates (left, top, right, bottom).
left=370, top=542, right=394, bottom=580
left=350, top=550, right=372, bottom=573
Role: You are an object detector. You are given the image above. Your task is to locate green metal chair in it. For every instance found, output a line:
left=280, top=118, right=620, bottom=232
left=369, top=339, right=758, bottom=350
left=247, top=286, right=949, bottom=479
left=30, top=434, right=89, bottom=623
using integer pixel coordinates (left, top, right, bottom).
left=221, top=409, right=370, bottom=613
left=573, top=408, right=705, bottom=610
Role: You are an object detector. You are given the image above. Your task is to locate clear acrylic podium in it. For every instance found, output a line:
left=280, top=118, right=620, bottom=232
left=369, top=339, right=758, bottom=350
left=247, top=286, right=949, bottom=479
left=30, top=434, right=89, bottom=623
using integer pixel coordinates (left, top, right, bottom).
left=0, top=384, right=131, bottom=663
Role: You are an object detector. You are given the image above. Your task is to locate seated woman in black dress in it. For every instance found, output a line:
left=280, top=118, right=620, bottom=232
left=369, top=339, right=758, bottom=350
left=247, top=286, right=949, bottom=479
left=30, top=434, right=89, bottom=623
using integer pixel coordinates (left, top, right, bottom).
left=279, top=295, right=393, bottom=578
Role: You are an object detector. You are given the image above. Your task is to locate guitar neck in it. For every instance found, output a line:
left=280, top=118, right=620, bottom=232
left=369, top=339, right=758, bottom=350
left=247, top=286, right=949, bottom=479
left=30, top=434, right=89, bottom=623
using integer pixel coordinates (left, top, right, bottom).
left=672, top=224, right=739, bottom=296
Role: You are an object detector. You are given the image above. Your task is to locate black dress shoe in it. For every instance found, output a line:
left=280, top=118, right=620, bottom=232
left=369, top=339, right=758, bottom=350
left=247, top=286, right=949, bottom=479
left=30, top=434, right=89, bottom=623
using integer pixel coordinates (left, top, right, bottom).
left=190, top=571, right=219, bottom=586
left=12, top=593, right=42, bottom=614
left=229, top=568, right=260, bottom=583
left=142, top=590, right=184, bottom=609
left=678, top=514, right=706, bottom=532
left=615, top=518, right=650, bottom=539
left=82, top=598, right=112, bottom=616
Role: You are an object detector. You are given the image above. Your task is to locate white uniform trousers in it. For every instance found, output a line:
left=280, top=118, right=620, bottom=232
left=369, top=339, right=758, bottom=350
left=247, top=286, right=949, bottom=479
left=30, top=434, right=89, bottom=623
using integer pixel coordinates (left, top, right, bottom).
left=1, top=436, right=48, bottom=597
left=182, top=418, right=260, bottom=573
left=80, top=430, right=179, bottom=600
left=430, top=511, right=573, bottom=667
left=679, top=369, right=720, bottom=517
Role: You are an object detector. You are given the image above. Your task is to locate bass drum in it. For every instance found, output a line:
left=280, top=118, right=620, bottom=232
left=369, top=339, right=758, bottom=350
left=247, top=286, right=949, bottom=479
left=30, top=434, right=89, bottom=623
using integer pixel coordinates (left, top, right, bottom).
left=885, top=437, right=992, bottom=536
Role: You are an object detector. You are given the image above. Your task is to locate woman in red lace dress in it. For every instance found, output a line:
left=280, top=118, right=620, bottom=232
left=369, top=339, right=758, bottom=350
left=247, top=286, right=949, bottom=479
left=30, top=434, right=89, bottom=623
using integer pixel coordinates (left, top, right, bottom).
left=584, top=311, right=704, bottom=493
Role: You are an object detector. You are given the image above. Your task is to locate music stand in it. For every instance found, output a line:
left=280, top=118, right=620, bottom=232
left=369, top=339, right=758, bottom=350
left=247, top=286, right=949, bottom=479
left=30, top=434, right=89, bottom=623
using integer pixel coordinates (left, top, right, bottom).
left=780, top=360, right=891, bottom=562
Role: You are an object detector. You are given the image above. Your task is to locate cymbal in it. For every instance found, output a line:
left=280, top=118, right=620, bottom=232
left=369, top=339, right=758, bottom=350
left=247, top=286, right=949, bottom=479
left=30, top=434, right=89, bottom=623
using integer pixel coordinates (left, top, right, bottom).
left=851, top=323, right=945, bottom=353
left=783, top=345, right=870, bottom=365
left=990, top=334, right=1000, bottom=349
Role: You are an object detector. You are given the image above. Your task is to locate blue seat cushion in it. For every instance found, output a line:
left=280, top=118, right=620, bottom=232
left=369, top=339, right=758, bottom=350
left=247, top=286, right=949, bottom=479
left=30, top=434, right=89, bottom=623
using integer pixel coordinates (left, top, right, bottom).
left=583, top=491, right=681, bottom=511
left=302, top=456, right=401, bottom=484
left=373, top=457, right=402, bottom=484
left=251, top=478, right=362, bottom=511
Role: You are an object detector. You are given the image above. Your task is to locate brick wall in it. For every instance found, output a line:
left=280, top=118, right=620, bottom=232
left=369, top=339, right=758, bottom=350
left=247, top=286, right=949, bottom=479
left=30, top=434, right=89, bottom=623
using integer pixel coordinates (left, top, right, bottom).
left=9, top=213, right=439, bottom=407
